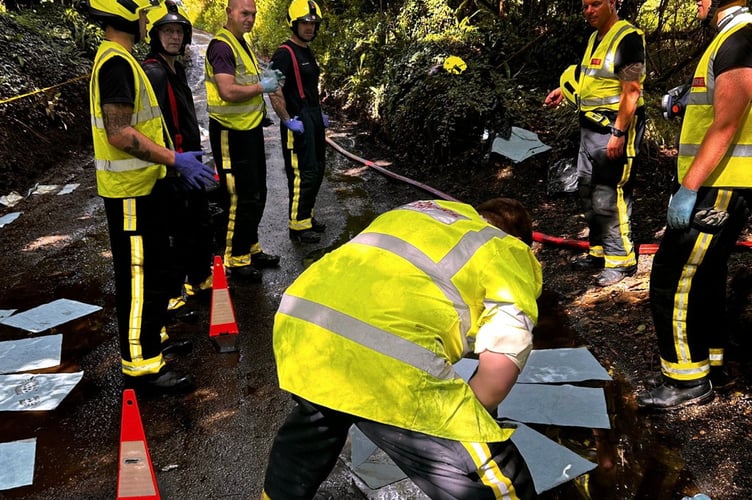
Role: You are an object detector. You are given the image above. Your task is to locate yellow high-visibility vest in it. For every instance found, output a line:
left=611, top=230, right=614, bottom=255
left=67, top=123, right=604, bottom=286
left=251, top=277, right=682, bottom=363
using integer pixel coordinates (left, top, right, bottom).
left=205, top=28, right=265, bottom=130
left=578, top=20, right=645, bottom=112
left=274, top=200, right=543, bottom=442
left=677, top=13, right=752, bottom=187
left=89, top=41, right=168, bottom=198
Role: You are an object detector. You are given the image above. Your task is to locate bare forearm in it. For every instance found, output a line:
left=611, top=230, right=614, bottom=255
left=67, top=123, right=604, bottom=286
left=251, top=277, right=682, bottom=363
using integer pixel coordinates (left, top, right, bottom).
left=268, top=89, right=290, bottom=122
left=682, top=123, right=739, bottom=189
left=468, top=351, right=519, bottom=413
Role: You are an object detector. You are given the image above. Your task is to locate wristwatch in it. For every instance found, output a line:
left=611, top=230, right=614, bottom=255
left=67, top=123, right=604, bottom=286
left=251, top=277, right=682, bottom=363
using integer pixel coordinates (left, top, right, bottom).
left=611, top=127, right=626, bottom=138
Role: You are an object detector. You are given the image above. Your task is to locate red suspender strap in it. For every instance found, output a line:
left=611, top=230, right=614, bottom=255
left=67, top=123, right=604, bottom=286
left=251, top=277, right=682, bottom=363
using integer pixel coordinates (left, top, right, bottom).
left=280, top=44, right=306, bottom=101
left=144, top=58, right=183, bottom=152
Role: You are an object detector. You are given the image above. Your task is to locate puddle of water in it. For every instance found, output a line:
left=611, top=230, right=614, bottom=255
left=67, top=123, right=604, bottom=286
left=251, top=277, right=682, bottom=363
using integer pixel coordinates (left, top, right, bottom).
left=533, top=290, right=695, bottom=499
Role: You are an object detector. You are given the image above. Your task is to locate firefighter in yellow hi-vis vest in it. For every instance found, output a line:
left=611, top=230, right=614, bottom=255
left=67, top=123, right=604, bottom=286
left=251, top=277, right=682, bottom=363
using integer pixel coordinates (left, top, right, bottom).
left=262, top=198, right=541, bottom=500
left=544, top=0, right=646, bottom=287
left=87, top=0, right=215, bottom=394
left=638, top=0, right=752, bottom=411
left=204, top=0, right=284, bottom=282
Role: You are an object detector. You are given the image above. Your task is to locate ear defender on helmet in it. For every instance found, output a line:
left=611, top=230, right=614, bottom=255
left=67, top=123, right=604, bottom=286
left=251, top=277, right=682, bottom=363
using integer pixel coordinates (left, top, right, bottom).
left=145, top=0, right=192, bottom=55
left=287, top=0, right=323, bottom=40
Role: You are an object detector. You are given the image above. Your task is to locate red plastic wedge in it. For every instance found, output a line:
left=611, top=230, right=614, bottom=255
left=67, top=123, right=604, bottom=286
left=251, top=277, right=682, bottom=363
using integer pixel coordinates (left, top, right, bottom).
left=116, top=389, right=160, bottom=499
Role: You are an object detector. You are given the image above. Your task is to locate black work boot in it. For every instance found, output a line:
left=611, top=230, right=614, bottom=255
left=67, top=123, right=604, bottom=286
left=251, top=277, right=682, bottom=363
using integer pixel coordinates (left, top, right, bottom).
left=227, top=264, right=262, bottom=282
left=311, top=218, right=327, bottom=233
left=571, top=254, right=604, bottom=270
left=636, top=376, right=713, bottom=411
left=125, top=368, right=194, bottom=395
left=162, top=338, right=193, bottom=362
left=251, top=251, right=280, bottom=268
left=289, top=228, right=321, bottom=243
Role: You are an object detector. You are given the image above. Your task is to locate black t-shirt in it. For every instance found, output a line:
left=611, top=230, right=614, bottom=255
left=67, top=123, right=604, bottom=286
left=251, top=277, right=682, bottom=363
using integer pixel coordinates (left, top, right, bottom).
left=143, top=52, right=201, bottom=152
left=714, top=24, right=752, bottom=76
left=99, top=56, right=135, bottom=105
left=270, top=40, right=321, bottom=114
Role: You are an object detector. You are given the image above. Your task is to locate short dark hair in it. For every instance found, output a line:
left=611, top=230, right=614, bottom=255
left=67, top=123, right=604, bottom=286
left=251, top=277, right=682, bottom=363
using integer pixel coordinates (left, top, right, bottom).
left=476, top=198, right=533, bottom=246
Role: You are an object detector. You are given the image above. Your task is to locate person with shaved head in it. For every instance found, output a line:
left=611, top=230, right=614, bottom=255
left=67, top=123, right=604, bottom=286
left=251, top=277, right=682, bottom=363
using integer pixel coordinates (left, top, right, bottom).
left=205, top=0, right=284, bottom=282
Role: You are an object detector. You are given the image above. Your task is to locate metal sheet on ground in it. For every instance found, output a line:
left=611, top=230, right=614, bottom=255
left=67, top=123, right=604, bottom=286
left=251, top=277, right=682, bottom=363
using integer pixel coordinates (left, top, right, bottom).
left=0, top=334, right=62, bottom=374
left=0, top=298, right=101, bottom=333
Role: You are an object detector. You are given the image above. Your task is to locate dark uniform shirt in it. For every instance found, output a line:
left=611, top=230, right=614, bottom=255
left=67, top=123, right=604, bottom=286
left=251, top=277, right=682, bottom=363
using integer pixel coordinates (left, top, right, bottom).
left=143, top=53, right=201, bottom=152
left=99, top=57, right=135, bottom=106
left=714, top=25, right=752, bottom=75
left=270, top=40, right=321, bottom=115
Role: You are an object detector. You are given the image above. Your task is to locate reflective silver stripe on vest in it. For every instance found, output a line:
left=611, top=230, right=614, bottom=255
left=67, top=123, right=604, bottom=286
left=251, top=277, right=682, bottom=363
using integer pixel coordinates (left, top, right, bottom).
left=94, top=157, right=152, bottom=172
left=351, top=225, right=507, bottom=336
left=278, top=295, right=458, bottom=380
left=680, top=143, right=752, bottom=157
left=206, top=102, right=265, bottom=115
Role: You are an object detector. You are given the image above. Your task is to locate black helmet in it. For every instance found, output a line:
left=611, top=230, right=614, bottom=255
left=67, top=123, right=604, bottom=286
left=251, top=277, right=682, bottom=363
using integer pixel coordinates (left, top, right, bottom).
left=146, top=0, right=192, bottom=55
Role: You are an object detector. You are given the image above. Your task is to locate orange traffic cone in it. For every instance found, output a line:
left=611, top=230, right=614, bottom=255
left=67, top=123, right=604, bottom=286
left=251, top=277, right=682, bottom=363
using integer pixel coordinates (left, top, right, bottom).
left=209, top=255, right=239, bottom=353
left=117, top=389, right=160, bottom=499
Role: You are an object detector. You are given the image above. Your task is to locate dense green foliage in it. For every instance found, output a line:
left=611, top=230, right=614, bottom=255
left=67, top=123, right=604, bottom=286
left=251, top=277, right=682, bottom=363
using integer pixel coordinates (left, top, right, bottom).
left=1, top=0, right=714, bottom=168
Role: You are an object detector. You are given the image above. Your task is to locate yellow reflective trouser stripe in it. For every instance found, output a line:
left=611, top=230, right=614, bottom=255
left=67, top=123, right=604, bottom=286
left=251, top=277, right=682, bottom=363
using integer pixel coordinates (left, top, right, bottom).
left=219, top=130, right=247, bottom=265
left=278, top=294, right=457, bottom=380
left=288, top=128, right=306, bottom=228
left=589, top=245, right=604, bottom=259
left=664, top=190, right=732, bottom=380
left=709, top=348, right=724, bottom=366
left=261, top=491, right=272, bottom=500
left=461, top=441, right=517, bottom=499
left=608, top=155, right=635, bottom=268
left=127, top=221, right=144, bottom=363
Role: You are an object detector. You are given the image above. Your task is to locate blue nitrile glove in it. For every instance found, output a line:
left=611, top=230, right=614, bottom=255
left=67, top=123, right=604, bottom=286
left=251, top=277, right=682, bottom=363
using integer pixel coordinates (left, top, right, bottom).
left=262, top=68, right=285, bottom=84
left=260, top=75, right=279, bottom=93
left=667, top=185, right=698, bottom=229
left=321, top=112, right=329, bottom=128
left=173, top=151, right=217, bottom=190
left=285, top=116, right=304, bottom=134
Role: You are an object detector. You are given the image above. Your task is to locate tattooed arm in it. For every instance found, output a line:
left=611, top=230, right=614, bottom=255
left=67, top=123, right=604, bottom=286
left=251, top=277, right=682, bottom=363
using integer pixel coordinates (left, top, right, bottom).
left=607, top=62, right=643, bottom=160
left=102, top=102, right=176, bottom=167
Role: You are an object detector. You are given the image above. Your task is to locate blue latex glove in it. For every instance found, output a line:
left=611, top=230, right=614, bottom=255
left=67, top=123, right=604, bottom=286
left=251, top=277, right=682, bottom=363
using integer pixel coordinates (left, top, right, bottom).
left=262, top=68, right=285, bottom=84
left=321, top=112, right=329, bottom=128
left=260, top=75, right=279, bottom=93
left=667, top=185, right=698, bottom=229
left=285, top=116, right=304, bottom=134
left=173, top=151, right=217, bottom=190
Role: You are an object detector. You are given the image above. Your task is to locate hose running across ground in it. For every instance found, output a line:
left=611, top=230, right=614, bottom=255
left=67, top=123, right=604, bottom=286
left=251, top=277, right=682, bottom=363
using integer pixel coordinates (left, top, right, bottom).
left=326, top=136, right=752, bottom=254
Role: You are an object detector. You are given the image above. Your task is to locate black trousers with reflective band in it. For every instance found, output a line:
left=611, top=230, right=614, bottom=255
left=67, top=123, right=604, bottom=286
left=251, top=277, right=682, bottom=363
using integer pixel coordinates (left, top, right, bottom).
left=209, top=119, right=267, bottom=260
left=263, top=396, right=535, bottom=500
left=281, top=105, right=326, bottom=231
left=103, top=182, right=171, bottom=376
left=650, top=187, right=752, bottom=381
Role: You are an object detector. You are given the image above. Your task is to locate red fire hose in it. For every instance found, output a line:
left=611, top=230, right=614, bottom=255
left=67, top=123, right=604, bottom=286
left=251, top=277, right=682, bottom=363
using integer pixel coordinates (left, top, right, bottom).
left=326, top=136, right=752, bottom=254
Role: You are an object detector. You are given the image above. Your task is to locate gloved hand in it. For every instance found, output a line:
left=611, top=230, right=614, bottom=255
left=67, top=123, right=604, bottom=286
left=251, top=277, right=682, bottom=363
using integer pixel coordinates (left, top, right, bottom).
left=667, top=185, right=698, bottom=229
left=173, top=151, right=217, bottom=190
left=260, top=75, right=279, bottom=93
left=321, top=112, right=329, bottom=128
left=262, top=68, right=285, bottom=84
left=285, top=116, right=304, bottom=134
